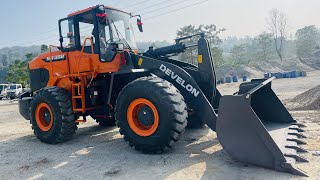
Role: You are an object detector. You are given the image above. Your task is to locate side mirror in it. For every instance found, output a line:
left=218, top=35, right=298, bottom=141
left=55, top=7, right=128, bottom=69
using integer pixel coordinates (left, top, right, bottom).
left=137, top=18, right=143, bottom=32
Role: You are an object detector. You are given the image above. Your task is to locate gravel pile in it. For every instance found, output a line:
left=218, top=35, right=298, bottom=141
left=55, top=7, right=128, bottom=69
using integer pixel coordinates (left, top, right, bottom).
left=291, top=85, right=320, bottom=110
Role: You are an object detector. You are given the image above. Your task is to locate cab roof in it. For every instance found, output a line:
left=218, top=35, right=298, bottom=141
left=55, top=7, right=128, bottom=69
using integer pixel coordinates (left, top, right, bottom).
left=68, top=5, right=130, bottom=17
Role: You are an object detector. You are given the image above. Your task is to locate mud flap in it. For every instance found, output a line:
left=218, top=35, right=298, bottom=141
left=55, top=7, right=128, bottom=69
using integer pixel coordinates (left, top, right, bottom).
left=216, top=78, right=308, bottom=176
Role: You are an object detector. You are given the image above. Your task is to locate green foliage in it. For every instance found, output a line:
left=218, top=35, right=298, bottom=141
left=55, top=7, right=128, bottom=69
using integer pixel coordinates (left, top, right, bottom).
left=229, top=44, right=247, bottom=66
left=0, top=54, right=8, bottom=67
left=41, top=45, right=49, bottom=53
left=25, top=53, right=34, bottom=61
left=255, top=33, right=274, bottom=61
left=6, top=59, right=30, bottom=86
left=211, top=47, right=224, bottom=67
left=176, top=24, right=225, bottom=66
left=295, top=25, right=320, bottom=58
left=0, top=67, right=8, bottom=83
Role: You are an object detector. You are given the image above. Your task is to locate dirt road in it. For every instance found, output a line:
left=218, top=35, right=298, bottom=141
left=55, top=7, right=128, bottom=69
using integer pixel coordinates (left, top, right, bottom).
left=0, top=71, right=319, bottom=180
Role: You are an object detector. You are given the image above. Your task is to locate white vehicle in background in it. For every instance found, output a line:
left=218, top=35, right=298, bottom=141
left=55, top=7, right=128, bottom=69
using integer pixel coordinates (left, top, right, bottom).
left=0, top=84, right=8, bottom=100
left=6, top=84, right=24, bottom=100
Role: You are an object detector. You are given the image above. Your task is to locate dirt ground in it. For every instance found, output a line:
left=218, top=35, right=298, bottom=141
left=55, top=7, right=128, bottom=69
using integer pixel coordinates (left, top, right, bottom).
left=0, top=71, right=320, bottom=180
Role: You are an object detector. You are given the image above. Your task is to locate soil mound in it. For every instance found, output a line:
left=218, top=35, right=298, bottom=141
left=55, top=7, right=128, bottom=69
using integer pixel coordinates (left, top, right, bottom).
left=291, top=85, right=320, bottom=110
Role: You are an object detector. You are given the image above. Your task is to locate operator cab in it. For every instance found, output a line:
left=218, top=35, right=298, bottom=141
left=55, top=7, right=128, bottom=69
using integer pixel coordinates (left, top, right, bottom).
left=59, top=5, right=141, bottom=62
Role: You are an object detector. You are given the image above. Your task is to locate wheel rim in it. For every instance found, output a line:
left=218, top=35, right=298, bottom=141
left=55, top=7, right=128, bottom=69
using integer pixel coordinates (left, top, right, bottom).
left=35, top=103, right=54, bottom=132
left=127, top=98, right=159, bottom=137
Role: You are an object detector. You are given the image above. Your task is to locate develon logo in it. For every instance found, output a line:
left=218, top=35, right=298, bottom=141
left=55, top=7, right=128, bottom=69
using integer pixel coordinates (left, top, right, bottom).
left=159, top=64, right=200, bottom=97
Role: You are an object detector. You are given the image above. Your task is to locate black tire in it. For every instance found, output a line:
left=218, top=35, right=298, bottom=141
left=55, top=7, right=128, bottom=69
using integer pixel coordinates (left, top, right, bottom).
left=10, top=96, right=15, bottom=100
left=186, top=113, right=205, bottom=129
left=30, top=87, right=77, bottom=144
left=0, top=97, right=2, bottom=100
left=115, top=76, right=188, bottom=154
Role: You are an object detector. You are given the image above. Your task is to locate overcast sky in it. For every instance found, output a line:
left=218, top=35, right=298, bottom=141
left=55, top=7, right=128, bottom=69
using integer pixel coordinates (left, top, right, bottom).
left=0, top=0, right=319, bottom=48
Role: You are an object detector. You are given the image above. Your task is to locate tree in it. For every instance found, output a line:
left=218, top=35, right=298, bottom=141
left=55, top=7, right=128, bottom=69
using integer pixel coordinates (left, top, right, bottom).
left=176, top=24, right=225, bottom=66
left=212, top=47, right=224, bottom=67
left=41, top=45, right=49, bottom=53
left=0, top=54, right=8, bottom=67
left=295, top=25, right=320, bottom=58
left=6, top=60, right=29, bottom=86
left=176, top=25, right=200, bottom=64
left=6, top=53, right=31, bottom=86
left=25, top=53, right=34, bottom=61
left=267, top=9, right=289, bottom=61
left=229, top=44, right=247, bottom=66
left=255, top=32, right=274, bottom=61
left=0, top=67, right=8, bottom=83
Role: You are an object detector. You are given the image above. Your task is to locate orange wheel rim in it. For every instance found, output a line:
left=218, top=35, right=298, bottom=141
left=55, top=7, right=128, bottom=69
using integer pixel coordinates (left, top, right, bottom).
left=35, top=103, right=54, bottom=132
left=127, top=98, right=159, bottom=137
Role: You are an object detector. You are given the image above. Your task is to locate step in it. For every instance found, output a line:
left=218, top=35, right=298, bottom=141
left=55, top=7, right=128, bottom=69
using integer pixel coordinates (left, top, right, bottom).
left=72, top=96, right=83, bottom=99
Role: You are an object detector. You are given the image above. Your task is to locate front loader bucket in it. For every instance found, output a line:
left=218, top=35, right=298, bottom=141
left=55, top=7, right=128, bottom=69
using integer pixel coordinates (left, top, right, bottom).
left=216, top=78, right=308, bottom=176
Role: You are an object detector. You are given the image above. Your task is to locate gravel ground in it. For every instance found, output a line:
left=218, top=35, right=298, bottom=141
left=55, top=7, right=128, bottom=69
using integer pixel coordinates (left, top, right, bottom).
left=0, top=71, right=319, bottom=180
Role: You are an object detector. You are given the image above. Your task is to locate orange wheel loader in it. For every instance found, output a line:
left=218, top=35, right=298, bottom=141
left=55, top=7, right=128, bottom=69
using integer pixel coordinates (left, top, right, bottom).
left=18, top=5, right=308, bottom=176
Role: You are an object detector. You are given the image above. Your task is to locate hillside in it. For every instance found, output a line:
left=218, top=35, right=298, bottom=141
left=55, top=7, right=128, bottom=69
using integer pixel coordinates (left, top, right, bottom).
left=0, top=46, right=41, bottom=66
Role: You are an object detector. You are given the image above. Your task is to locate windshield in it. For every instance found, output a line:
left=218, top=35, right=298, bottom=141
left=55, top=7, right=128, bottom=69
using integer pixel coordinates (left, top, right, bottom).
left=96, top=9, right=137, bottom=61
left=105, top=9, right=137, bottom=49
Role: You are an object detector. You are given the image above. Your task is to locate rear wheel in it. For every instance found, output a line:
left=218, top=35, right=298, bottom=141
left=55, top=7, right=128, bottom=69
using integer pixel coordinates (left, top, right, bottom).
left=30, top=87, right=77, bottom=144
left=116, top=76, right=187, bottom=154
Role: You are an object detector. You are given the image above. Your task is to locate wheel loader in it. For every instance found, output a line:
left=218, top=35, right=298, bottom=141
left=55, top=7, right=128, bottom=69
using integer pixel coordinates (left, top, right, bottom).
left=18, top=5, right=308, bottom=176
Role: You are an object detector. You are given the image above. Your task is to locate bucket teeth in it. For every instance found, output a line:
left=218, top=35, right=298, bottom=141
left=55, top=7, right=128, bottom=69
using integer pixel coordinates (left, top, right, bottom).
left=287, top=138, right=307, bottom=145
left=288, top=132, right=307, bottom=139
left=289, top=127, right=305, bottom=132
left=285, top=145, right=308, bottom=153
left=284, top=154, right=309, bottom=163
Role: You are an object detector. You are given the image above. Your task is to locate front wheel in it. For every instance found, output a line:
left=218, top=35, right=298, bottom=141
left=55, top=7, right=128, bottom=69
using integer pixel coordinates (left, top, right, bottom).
left=30, top=87, right=77, bottom=144
left=116, top=77, right=188, bottom=154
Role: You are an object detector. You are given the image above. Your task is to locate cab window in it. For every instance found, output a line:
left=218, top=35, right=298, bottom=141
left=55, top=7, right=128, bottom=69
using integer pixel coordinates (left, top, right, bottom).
left=59, top=18, right=75, bottom=49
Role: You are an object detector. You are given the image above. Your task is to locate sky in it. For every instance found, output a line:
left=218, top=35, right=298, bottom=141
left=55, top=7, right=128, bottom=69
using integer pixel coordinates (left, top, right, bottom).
left=0, top=0, right=319, bottom=48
